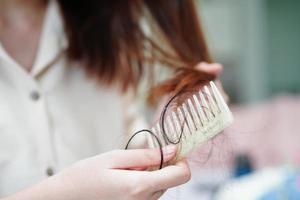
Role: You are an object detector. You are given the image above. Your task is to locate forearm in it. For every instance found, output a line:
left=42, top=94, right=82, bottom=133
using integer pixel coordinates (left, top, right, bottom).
left=2, top=175, right=71, bottom=200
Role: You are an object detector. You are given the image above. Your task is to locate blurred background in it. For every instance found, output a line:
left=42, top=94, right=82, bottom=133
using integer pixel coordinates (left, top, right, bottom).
left=199, top=0, right=300, bottom=104
left=162, top=0, right=300, bottom=199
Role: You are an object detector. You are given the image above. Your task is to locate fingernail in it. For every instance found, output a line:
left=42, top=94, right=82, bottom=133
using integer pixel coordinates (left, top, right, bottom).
left=163, top=145, right=177, bottom=158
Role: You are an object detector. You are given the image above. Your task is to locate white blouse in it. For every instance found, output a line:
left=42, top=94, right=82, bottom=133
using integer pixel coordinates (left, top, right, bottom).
left=0, top=1, right=145, bottom=196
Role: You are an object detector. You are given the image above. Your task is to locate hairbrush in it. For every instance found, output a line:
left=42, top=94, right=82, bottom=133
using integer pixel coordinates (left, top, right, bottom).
left=125, top=81, right=234, bottom=169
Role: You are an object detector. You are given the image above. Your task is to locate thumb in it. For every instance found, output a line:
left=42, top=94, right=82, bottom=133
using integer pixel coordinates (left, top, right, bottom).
left=103, top=145, right=177, bottom=169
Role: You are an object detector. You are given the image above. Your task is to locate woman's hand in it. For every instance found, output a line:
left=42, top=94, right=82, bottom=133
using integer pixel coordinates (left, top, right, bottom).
left=5, top=145, right=190, bottom=200
left=195, top=62, right=229, bottom=102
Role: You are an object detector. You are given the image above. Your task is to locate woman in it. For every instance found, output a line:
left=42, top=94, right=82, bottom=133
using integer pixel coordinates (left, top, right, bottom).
left=0, top=0, right=223, bottom=199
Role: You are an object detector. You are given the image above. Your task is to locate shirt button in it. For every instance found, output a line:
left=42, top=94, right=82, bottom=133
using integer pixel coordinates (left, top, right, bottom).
left=30, top=90, right=40, bottom=101
left=46, top=167, right=54, bottom=176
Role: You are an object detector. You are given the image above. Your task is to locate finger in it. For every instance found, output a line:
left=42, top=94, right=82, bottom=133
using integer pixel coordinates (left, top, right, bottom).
left=104, top=145, right=177, bottom=169
left=151, top=190, right=166, bottom=200
left=195, top=62, right=223, bottom=76
left=148, top=159, right=191, bottom=190
left=129, top=166, right=148, bottom=171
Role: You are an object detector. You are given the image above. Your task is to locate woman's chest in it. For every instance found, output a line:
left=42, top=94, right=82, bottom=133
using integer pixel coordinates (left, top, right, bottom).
left=0, top=62, right=126, bottom=169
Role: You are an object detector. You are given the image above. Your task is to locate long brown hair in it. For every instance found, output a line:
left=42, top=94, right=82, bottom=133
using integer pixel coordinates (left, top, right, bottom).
left=57, top=0, right=215, bottom=103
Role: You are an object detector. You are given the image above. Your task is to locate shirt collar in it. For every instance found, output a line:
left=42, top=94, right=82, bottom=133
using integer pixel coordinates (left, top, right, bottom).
left=31, top=0, right=68, bottom=77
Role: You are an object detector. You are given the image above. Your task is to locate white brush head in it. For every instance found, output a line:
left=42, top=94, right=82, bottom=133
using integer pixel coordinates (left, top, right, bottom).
left=149, top=81, right=234, bottom=161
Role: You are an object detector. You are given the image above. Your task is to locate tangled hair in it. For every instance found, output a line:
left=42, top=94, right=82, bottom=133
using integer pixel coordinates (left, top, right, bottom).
left=57, top=0, right=215, bottom=102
